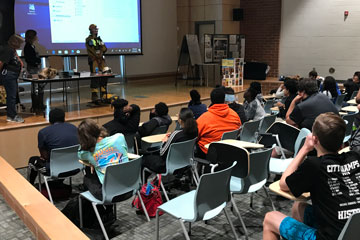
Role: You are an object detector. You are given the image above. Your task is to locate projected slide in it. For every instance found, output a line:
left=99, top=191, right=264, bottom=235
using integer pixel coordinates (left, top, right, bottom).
left=14, top=0, right=142, bottom=56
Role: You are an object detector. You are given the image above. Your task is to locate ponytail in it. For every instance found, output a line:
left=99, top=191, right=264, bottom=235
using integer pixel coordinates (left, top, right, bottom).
left=179, top=108, right=198, bottom=137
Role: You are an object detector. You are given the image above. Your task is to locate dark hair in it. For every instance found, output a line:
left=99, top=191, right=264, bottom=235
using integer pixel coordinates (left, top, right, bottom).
left=297, top=78, right=318, bottom=96
left=250, top=82, right=262, bottom=94
left=312, top=112, right=346, bottom=152
left=210, top=87, right=225, bottom=104
left=78, top=119, right=108, bottom=152
left=284, top=78, right=298, bottom=95
left=179, top=108, right=198, bottom=137
left=189, top=89, right=201, bottom=105
left=323, top=76, right=338, bottom=99
left=25, top=29, right=37, bottom=43
left=111, top=98, right=128, bottom=109
left=155, top=102, right=168, bottom=116
left=49, top=108, right=65, bottom=124
left=224, top=87, right=235, bottom=95
left=354, top=72, right=360, bottom=78
left=244, top=88, right=257, bottom=102
left=309, top=70, right=318, bottom=78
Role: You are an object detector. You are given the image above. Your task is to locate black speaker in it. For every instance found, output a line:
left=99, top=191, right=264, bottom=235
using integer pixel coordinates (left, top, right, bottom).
left=233, top=8, right=243, bottom=21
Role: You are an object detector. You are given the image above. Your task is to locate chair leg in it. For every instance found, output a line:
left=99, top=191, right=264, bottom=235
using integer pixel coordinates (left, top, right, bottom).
left=113, top=203, right=117, bottom=220
left=191, top=169, right=199, bottom=186
left=69, top=177, right=72, bottom=187
left=155, top=210, right=160, bottom=240
left=188, top=222, right=191, bottom=236
left=179, top=220, right=190, bottom=240
left=137, top=190, right=150, bottom=222
left=92, top=202, right=109, bottom=240
left=231, top=195, right=249, bottom=239
left=263, top=186, right=276, bottom=211
left=160, top=181, right=170, bottom=202
left=43, top=176, right=53, bottom=204
left=223, top=208, right=239, bottom=240
left=79, top=195, right=83, bottom=228
left=38, top=172, right=42, bottom=191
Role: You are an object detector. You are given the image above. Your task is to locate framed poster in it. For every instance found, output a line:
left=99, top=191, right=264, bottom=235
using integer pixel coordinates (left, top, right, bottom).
left=204, top=34, right=213, bottom=63
left=213, top=37, right=228, bottom=62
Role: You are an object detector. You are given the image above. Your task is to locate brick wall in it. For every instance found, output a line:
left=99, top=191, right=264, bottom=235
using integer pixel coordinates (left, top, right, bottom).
left=240, top=0, right=281, bottom=77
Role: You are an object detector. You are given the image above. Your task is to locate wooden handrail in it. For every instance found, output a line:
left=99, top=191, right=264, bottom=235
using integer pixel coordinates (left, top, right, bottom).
left=0, top=156, right=89, bottom=240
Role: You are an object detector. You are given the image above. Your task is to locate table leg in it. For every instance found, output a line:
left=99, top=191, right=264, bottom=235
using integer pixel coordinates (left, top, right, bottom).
left=77, top=80, right=80, bottom=104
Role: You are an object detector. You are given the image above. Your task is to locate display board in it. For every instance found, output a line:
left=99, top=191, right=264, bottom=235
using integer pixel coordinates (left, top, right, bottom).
left=221, top=58, right=244, bottom=87
left=178, top=34, right=202, bottom=67
left=204, top=34, right=245, bottom=63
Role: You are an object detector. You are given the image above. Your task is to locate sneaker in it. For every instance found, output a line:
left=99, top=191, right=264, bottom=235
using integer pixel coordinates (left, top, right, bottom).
left=6, top=115, right=25, bottom=123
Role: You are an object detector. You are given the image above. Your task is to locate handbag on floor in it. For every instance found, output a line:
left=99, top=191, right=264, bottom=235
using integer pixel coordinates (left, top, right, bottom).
left=132, top=174, right=164, bottom=217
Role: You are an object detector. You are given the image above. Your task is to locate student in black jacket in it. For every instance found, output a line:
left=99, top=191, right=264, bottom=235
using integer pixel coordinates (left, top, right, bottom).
left=103, top=98, right=140, bottom=135
left=138, top=102, right=172, bottom=137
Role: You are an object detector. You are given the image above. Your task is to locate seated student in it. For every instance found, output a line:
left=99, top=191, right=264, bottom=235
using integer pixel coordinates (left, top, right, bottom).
left=243, top=88, right=266, bottom=121
left=344, top=72, right=360, bottom=101
left=286, top=78, right=338, bottom=130
left=224, top=87, right=247, bottom=123
left=188, top=89, right=207, bottom=119
left=137, top=102, right=172, bottom=138
left=276, top=78, right=298, bottom=119
left=309, top=70, right=322, bottom=88
left=250, top=81, right=264, bottom=104
left=78, top=119, right=128, bottom=201
left=321, top=76, right=339, bottom=104
left=263, top=112, right=360, bottom=240
left=28, top=108, right=78, bottom=184
left=142, top=108, right=198, bottom=173
left=103, top=98, right=140, bottom=136
left=196, top=87, right=241, bottom=159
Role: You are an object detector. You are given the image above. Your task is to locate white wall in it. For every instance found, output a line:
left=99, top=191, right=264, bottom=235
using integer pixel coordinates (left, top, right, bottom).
left=279, top=0, right=360, bottom=80
left=76, top=0, right=178, bottom=77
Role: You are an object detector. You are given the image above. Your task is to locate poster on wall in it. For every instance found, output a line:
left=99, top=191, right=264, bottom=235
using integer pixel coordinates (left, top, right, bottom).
left=213, top=37, right=228, bottom=62
left=204, top=34, right=213, bottom=63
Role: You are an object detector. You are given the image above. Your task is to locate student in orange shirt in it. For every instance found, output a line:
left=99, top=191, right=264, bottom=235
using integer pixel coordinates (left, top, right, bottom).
left=195, top=87, right=241, bottom=159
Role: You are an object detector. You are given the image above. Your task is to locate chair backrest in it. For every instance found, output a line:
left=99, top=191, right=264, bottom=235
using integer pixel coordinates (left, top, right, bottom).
left=194, top=161, right=236, bottom=221
left=221, top=128, right=240, bottom=140
left=350, top=90, right=358, bottom=100
left=207, top=142, right=249, bottom=177
left=264, top=99, right=275, bottom=114
left=293, top=128, right=311, bottom=156
left=242, top=148, right=273, bottom=192
left=259, top=114, right=277, bottom=134
left=343, top=112, right=357, bottom=138
left=50, top=145, right=82, bottom=178
left=335, top=94, right=346, bottom=110
left=239, top=119, right=262, bottom=143
left=101, top=156, right=143, bottom=203
left=259, top=121, right=300, bottom=153
left=165, top=138, right=197, bottom=175
left=338, top=212, right=360, bottom=240
left=151, top=125, right=169, bottom=135
left=124, top=133, right=136, bottom=153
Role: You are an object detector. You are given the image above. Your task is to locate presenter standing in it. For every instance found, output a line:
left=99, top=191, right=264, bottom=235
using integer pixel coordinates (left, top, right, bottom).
left=85, top=24, right=108, bottom=102
left=24, top=29, right=41, bottom=74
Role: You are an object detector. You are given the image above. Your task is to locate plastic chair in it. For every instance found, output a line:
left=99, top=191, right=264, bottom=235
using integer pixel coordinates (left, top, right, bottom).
left=343, top=112, right=357, bottom=143
left=259, top=114, right=277, bottom=135
left=338, top=212, right=360, bottom=240
left=269, top=128, right=311, bottom=174
left=144, top=138, right=198, bottom=201
left=155, top=162, right=238, bottom=240
left=79, top=156, right=150, bottom=240
left=350, top=90, right=358, bottom=100
left=335, top=94, right=346, bottom=111
left=259, top=121, right=300, bottom=154
left=229, top=147, right=275, bottom=239
left=124, top=133, right=136, bottom=153
left=264, top=99, right=275, bottom=114
left=239, top=119, right=262, bottom=143
left=221, top=128, right=240, bottom=140
left=40, top=145, right=82, bottom=204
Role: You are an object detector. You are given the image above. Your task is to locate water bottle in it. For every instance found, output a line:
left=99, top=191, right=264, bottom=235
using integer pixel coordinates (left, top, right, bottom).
left=95, top=67, right=99, bottom=74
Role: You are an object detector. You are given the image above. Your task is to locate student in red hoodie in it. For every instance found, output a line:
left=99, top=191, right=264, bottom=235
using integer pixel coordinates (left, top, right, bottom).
left=195, top=87, right=241, bottom=159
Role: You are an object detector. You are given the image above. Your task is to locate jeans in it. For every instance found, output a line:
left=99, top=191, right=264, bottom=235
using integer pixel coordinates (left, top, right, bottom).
left=2, top=71, right=19, bottom=118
